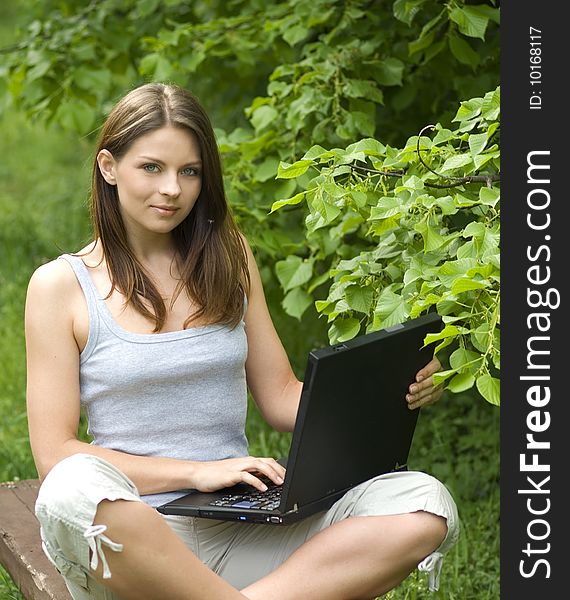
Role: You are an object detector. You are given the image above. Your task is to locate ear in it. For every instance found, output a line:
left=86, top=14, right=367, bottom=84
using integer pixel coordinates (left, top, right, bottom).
left=96, top=149, right=117, bottom=185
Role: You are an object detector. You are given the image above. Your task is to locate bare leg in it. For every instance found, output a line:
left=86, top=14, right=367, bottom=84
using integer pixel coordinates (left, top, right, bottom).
left=241, top=511, right=447, bottom=600
left=89, top=500, right=248, bottom=600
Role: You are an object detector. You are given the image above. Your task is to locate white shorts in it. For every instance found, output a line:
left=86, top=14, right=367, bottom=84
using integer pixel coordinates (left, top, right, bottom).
left=35, top=454, right=459, bottom=599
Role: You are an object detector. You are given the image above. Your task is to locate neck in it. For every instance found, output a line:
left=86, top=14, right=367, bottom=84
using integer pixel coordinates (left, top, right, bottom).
left=126, top=232, right=178, bottom=268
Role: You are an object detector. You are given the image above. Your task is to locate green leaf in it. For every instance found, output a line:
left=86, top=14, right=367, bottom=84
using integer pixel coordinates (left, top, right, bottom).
left=448, top=372, right=475, bottom=393
left=481, top=87, right=501, bottom=120
left=309, top=194, right=342, bottom=224
left=329, top=317, right=361, bottom=344
left=367, top=216, right=401, bottom=237
left=369, top=197, right=402, bottom=220
left=70, top=43, right=97, bottom=62
left=468, top=133, right=488, bottom=156
left=273, top=179, right=297, bottom=201
left=473, top=153, right=495, bottom=170
left=346, top=138, right=386, bottom=157
left=137, top=0, right=161, bottom=17
left=372, top=58, right=405, bottom=86
left=343, top=79, right=384, bottom=104
left=255, top=157, right=280, bottom=182
left=282, top=288, right=313, bottom=320
left=180, top=50, right=207, bottom=72
left=302, top=145, right=332, bottom=160
left=393, top=0, right=427, bottom=25
left=407, top=9, right=446, bottom=56
left=26, top=58, right=52, bottom=82
left=308, top=271, right=332, bottom=294
left=476, top=374, right=500, bottom=405
left=424, top=324, right=464, bottom=346
left=471, top=323, right=491, bottom=352
left=251, top=105, right=278, bottom=131
left=73, top=67, right=112, bottom=93
left=153, top=55, right=175, bottom=81
left=345, top=285, right=374, bottom=314
left=453, top=98, right=483, bottom=123
left=270, top=192, right=306, bottom=213
left=479, top=187, right=500, bottom=207
left=448, top=33, right=480, bottom=68
left=414, top=220, right=447, bottom=252
left=454, top=192, right=478, bottom=208
left=439, top=153, right=473, bottom=173
left=432, top=369, right=457, bottom=386
left=449, top=7, right=489, bottom=40
left=462, top=222, right=485, bottom=239
left=435, top=195, right=456, bottom=215
left=139, top=52, right=160, bottom=76
left=351, top=111, right=376, bottom=137
left=450, top=348, right=482, bottom=371
left=432, top=128, right=455, bottom=145
left=409, top=294, right=442, bottom=317
left=437, top=258, right=479, bottom=288
left=283, top=24, right=310, bottom=46
left=55, top=98, right=96, bottom=135
left=467, top=4, right=500, bottom=25
left=408, top=29, right=435, bottom=56
left=277, top=159, right=314, bottom=179
left=275, top=256, right=313, bottom=292
left=374, top=289, right=409, bottom=327
left=451, top=277, right=487, bottom=294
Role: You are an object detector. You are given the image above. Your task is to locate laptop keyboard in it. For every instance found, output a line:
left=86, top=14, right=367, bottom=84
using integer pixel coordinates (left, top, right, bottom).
left=208, top=484, right=282, bottom=511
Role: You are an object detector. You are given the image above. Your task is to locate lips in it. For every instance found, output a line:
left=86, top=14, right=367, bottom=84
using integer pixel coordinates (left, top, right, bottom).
left=150, top=205, right=179, bottom=215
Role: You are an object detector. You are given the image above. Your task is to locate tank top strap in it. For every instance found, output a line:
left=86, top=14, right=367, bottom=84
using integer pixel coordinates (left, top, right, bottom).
left=58, top=253, right=101, bottom=361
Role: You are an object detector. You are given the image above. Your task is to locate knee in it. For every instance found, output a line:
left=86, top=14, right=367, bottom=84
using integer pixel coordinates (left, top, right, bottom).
left=35, top=453, right=139, bottom=532
left=36, top=454, right=99, bottom=518
left=405, top=511, right=448, bottom=561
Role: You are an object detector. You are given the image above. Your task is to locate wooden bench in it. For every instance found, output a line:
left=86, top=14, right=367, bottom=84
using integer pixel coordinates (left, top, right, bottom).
left=0, top=480, right=72, bottom=600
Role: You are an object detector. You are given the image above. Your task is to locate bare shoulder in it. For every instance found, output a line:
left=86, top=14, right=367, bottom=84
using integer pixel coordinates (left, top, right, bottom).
left=25, top=257, right=85, bottom=329
left=27, top=242, right=97, bottom=297
left=27, top=257, right=77, bottom=297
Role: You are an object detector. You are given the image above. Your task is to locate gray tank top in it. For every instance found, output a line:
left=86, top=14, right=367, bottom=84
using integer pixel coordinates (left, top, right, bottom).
left=60, top=254, right=249, bottom=507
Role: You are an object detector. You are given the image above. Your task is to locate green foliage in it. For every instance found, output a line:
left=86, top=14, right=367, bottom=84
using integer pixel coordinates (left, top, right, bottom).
left=0, top=2, right=500, bottom=596
left=271, top=88, right=500, bottom=405
left=2, top=1, right=499, bottom=129
left=1, top=0, right=500, bottom=254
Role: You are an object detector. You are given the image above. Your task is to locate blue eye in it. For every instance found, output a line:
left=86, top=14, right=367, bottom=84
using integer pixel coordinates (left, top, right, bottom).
left=181, top=166, right=200, bottom=176
left=143, top=164, right=160, bottom=173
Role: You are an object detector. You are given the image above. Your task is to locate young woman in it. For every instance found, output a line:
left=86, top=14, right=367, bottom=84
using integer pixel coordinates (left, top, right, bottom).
left=25, top=82, right=459, bottom=600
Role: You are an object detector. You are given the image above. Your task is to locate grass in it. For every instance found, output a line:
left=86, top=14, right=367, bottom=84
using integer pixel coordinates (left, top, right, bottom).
left=0, top=107, right=499, bottom=599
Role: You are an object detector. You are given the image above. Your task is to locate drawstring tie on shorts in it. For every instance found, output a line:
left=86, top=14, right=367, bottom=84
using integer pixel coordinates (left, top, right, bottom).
left=418, top=551, right=444, bottom=592
left=83, top=524, right=124, bottom=579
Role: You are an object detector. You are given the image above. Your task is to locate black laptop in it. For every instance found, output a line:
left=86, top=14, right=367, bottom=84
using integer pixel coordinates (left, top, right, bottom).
left=157, top=312, right=442, bottom=525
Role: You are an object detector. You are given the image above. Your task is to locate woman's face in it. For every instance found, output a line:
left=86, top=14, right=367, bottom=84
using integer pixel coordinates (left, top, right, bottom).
left=97, top=126, right=202, bottom=242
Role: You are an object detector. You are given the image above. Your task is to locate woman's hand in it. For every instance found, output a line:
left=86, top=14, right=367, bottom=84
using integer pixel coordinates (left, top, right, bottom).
left=406, top=357, right=444, bottom=410
left=191, top=456, right=286, bottom=493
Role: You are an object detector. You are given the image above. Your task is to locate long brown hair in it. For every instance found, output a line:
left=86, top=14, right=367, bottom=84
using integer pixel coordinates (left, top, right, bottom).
left=89, top=82, right=250, bottom=331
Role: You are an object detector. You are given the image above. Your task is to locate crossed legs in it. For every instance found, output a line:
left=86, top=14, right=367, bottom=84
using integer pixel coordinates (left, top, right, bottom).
left=90, top=500, right=447, bottom=600
left=241, top=511, right=447, bottom=600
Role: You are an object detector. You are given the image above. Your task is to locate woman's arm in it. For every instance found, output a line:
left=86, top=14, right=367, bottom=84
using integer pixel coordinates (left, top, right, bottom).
left=242, top=240, right=303, bottom=434
left=25, top=260, right=285, bottom=493
left=241, top=238, right=443, bottom=424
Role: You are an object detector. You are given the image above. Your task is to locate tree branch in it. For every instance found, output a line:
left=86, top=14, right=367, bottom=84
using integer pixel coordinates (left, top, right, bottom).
left=347, top=124, right=501, bottom=189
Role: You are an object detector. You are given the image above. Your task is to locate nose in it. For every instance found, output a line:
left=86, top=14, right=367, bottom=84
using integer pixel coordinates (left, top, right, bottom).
left=158, top=173, right=181, bottom=197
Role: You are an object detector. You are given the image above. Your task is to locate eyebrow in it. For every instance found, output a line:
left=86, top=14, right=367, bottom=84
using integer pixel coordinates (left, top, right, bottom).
left=138, top=156, right=202, bottom=167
